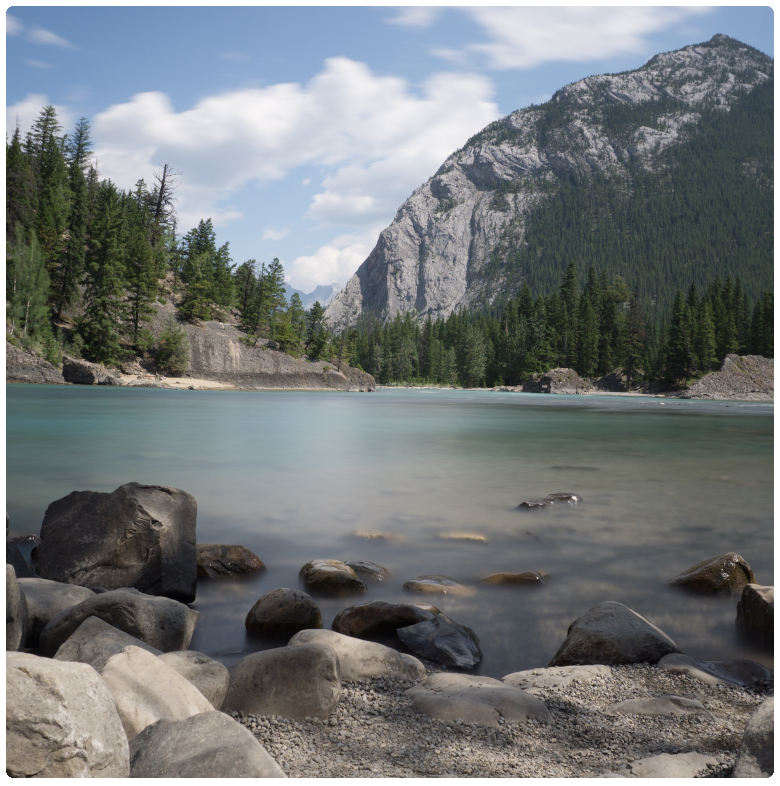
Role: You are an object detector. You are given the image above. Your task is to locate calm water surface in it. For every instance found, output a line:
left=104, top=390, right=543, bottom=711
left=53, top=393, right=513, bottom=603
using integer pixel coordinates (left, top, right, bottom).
left=6, top=384, right=773, bottom=676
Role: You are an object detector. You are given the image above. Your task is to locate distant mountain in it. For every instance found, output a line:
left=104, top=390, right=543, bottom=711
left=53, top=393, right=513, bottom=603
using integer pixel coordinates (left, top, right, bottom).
left=326, top=35, right=773, bottom=326
left=284, top=282, right=339, bottom=310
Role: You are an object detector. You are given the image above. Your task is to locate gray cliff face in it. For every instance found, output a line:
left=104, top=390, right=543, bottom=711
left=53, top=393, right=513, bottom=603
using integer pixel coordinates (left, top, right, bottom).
left=326, top=35, right=772, bottom=325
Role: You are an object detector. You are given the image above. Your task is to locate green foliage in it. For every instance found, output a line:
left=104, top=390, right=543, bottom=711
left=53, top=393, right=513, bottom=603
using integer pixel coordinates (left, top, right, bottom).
left=305, top=300, right=328, bottom=360
left=154, top=317, right=190, bottom=376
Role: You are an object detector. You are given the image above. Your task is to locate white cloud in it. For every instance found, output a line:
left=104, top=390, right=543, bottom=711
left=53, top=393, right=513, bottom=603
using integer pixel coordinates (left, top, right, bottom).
left=386, top=7, right=440, bottom=28
left=450, top=7, right=712, bottom=70
left=7, top=15, right=23, bottom=36
left=263, top=227, right=290, bottom=241
left=24, top=59, right=53, bottom=69
left=27, top=24, right=75, bottom=48
left=6, top=93, right=75, bottom=140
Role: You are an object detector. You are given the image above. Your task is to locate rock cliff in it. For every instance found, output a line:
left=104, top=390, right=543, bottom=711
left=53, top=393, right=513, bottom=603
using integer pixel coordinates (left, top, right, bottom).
left=6, top=342, right=65, bottom=385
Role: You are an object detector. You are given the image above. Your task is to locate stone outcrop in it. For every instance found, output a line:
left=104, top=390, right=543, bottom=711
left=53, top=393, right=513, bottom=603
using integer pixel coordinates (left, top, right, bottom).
left=522, top=369, right=594, bottom=395
left=736, top=583, right=773, bottom=649
left=680, top=354, right=773, bottom=401
left=196, top=543, right=265, bottom=579
left=34, top=482, right=198, bottom=602
left=245, top=587, right=323, bottom=637
left=5, top=341, right=65, bottom=384
left=669, top=552, right=755, bottom=595
left=62, top=355, right=121, bottom=385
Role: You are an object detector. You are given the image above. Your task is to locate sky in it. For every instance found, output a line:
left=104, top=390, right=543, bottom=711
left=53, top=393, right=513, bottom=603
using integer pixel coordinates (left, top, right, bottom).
left=5, top=4, right=775, bottom=293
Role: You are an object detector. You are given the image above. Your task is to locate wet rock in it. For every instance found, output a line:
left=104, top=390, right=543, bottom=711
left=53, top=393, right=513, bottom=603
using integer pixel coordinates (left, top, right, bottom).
left=621, top=751, right=719, bottom=778
left=402, top=574, right=476, bottom=597
left=157, top=651, right=230, bottom=710
left=669, top=552, right=755, bottom=595
left=406, top=673, right=550, bottom=728
left=549, top=601, right=680, bottom=666
left=129, top=711, right=285, bottom=778
left=482, top=571, right=547, bottom=586
left=289, top=628, right=426, bottom=681
left=299, top=559, right=367, bottom=595
left=101, top=645, right=214, bottom=740
left=332, top=600, right=436, bottom=639
left=62, top=355, right=121, bottom=385
left=223, top=643, right=341, bottom=721
left=351, top=530, right=404, bottom=542
left=657, top=652, right=773, bottom=689
left=245, top=587, right=323, bottom=637
left=38, top=587, right=199, bottom=656
left=502, top=664, right=612, bottom=695
left=733, top=696, right=773, bottom=777
left=437, top=531, right=488, bottom=544
left=605, top=695, right=710, bottom=716
left=6, top=651, right=129, bottom=777
left=396, top=611, right=482, bottom=669
left=17, top=577, right=94, bottom=648
left=6, top=564, right=28, bottom=651
left=344, top=560, right=391, bottom=582
left=34, top=482, right=198, bottom=602
left=517, top=493, right=582, bottom=509
left=736, top=583, right=773, bottom=649
left=196, top=543, right=265, bottom=579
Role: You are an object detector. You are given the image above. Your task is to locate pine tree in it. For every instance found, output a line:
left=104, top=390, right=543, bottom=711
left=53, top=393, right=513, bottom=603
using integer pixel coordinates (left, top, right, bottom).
left=7, top=227, right=52, bottom=344
left=6, top=128, right=37, bottom=240
left=305, top=301, right=328, bottom=360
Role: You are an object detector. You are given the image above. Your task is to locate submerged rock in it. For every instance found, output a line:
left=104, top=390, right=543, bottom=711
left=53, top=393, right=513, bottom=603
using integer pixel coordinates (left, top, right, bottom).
left=196, top=543, right=265, bottom=579
left=482, top=571, right=547, bottom=586
left=299, top=559, right=367, bottom=595
left=344, top=560, right=391, bottom=583
left=669, top=552, right=755, bottom=595
left=396, top=612, right=482, bottom=669
left=245, top=587, right=323, bottom=637
left=402, top=574, right=476, bottom=597
left=332, top=600, right=436, bottom=639
left=517, top=493, right=582, bottom=510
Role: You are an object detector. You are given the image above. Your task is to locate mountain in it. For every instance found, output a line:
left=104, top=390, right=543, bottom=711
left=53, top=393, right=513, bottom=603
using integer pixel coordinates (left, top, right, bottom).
left=326, top=35, right=773, bottom=326
left=284, top=282, right=339, bottom=310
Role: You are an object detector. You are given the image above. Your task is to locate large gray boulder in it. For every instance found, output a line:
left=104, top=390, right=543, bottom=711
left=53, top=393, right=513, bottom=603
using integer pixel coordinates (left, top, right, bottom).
left=18, top=576, right=95, bottom=648
left=54, top=615, right=162, bottom=670
left=245, top=587, right=323, bottom=637
left=406, top=673, right=551, bottom=728
left=736, top=583, right=773, bottom=649
left=669, top=552, right=755, bottom=595
left=38, top=587, right=199, bottom=656
left=396, top=611, right=482, bottom=669
left=100, top=646, right=214, bottom=740
left=6, top=651, right=129, bottom=777
left=158, top=650, right=230, bottom=709
left=6, top=564, right=28, bottom=651
left=196, top=543, right=265, bottom=579
left=61, top=355, right=121, bottom=385
left=129, top=711, right=285, bottom=778
left=733, top=697, right=774, bottom=777
left=299, top=559, right=367, bottom=595
left=223, top=643, right=341, bottom=720
left=34, top=482, right=197, bottom=602
left=502, top=664, right=612, bottom=695
left=6, top=340, right=65, bottom=384
left=549, top=601, right=679, bottom=666
left=288, top=628, right=426, bottom=681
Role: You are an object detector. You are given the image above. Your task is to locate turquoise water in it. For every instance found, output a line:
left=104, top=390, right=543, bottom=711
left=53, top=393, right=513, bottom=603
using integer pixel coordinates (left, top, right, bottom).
left=5, top=384, right=773, bottom=676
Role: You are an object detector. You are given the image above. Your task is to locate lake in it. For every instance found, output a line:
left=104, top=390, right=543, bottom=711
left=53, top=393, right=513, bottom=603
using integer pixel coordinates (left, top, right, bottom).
left=5, top=384, right=774, bottom=677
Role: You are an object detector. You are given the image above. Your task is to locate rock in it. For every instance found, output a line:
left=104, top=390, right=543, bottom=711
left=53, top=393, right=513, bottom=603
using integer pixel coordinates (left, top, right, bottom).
left=157, top=650, right=231, bottom=709
left=6, top=564, right=28, bottom=651
left=54, top=615, right=162, bottom=670
left=396, top=611, right=482, bottom=669
left=437, top=532, right=488, bottom=544
left=736, top=583, right=773, bottom=648
left=657, top=652, right=773, bottom=689
left=596, top=369, right=628, bottom=392
left=38, top=587, right=199, bottom=656
left=669, top=552, right=755, bottom=595
left=502, top=664, right=612, bottom=695
left=622, top=751, right=720, bottom=777
left=6, top=539, right=34, bottom=577
left=517, top=493, right=582, bottom=510
left=299, top=558, right=367, bottom=595
left=680, top=354, right=773, bottom=401
left=223, top=643, right=341, bottom=720
left=344, top=560, right=391, bottom=582
left=289, top=629, right=426, bottom=681
left=196, top=543, right=265, bottom=579
left=406, top=673, right=550, bottom=728
left=61, top=355, right=121, bottom=385
left=129, top=711, right=285, bottom=778
left=522, top=368, right=594, bottom=395
left=34, top=481, right=198, bottom=602
left=549, top=601, right=680, bottom=666
left=605, top=695, right=710, bottom=716
left=6, top=341, right=65, bottom=384
left=351, top=529, right=404, bottom=542
left=6, top=651, right=129, bottom=777
left=402, top=574, right=476, bottom=597
left=733, top=696, right=773, bottom=777
left=332, top=600, right=437, bottom=638
left=245, top=587, right=323, bottom=638
left=17, top=576, right=95, bottom=648
left=482, top=571, right=547, bottom=586
left=101, top=646, right=214, bottom=739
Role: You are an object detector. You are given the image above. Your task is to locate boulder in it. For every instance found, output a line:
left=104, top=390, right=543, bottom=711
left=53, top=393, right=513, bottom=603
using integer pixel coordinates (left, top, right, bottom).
left=129, top=711, right=285, bottom=778
left=18, top=576, right=95, bottom=648
left=522, top=367, right=593, bottom=395
left=34, top=482, right=198, bottom=602
left=396, top=611, right=482, bottom=669
left=6, top=340, right=65, bottom=384
left=549, top=601, right=679, bottom=666
left=482, top=571, right=547, bottom=586
left=54, top=615, right=161, bottom=671
left=406, top=673, right=550, bottom=728
left=101, top=646, right=214, bottom=739
left=6, top=539, right=34, bottom=577
left=437, top=532, right=488, bottom=544
left=669, top=552, right=755, bottom=595
left=299, top=558, right=367, bottom=595
left=736, top=583, right=773, bottom=649
left=733, top=697, right=774, bottom=777
left=196, top=543, right=265, bottom=579
left=6, top=564, right=28, bottom=651
left=402, top=574, right=476, bottom=597
left=596, top=370, right=628, bottom=392
left=621, top=752, right=720, bottom=778
left=38, top=587, right=199, bottom=656
left=6, top=651, right=129, bottom=777
left=288, top=629, right=426, bottom=681
left=344, top=560, right=391, bottom=582
left=657, top=653, right=773, bottom=690
left=332, top=600, right=436, bottom=638
left=61, top=355, right=121, bottom=385
left=517, top=493, right=582, bottom=510
left=245, top=587, right=322, bottom=637
left=157, top=650, right=230, bottom=709
left=502, top=664, right=612, bottom=695
left=605, top=695, right=710, bottom=716
left=223, top=643, right=341, bottom=720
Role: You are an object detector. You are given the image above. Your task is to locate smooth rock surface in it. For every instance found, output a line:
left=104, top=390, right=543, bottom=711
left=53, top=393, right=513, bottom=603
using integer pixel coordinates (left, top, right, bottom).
left=245, top=587, right=323, bottom=637
left=345, top=560, right=391, bottom=582
left=101, top=645, right=214, bottom=739
left=196, top=543, right=265, bottom=579
left=482, top=571, right=547, bottom=586
left=6, top=651, right=129, bottom=777
left=34, top=482, right=198, bottom=602
left=17, top=576, right=94, bottom=648
left=605, top=695, right=710, bottom=716
left=299, top=558, right=367, bottom=595
left=332, top=600, right=436, bottom=638
left=657, top=652, right=773, bottom=689
left=6, top=564, right=27, bottom=651
left=224, top=643, right=342, bottom=720
left=157, top=650, right=230, bottom=709
left=622, top=751, right=719, bottom=777
left=402, top=574, right=476, bottom=597
left=289, top=628, right=426, bottom=681
left=129, top=711, right=286, bottom=778
left=669, top=551, right=755, bottom=595
left=6, top=340, right=65, bottom=384
left=6, top=539, right=34, bottom=577
left=396, top=611, right=482, bottom=669
left=502, top=664, right=612, bottom=695
left=736, top=582, right=773, bottom=648
left=733, top=696, right=773, bottom=777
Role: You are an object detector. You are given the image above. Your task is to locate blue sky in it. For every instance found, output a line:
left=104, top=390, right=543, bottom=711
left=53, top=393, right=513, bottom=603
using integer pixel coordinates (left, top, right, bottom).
left=6, top=5, right=774, bottom=292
